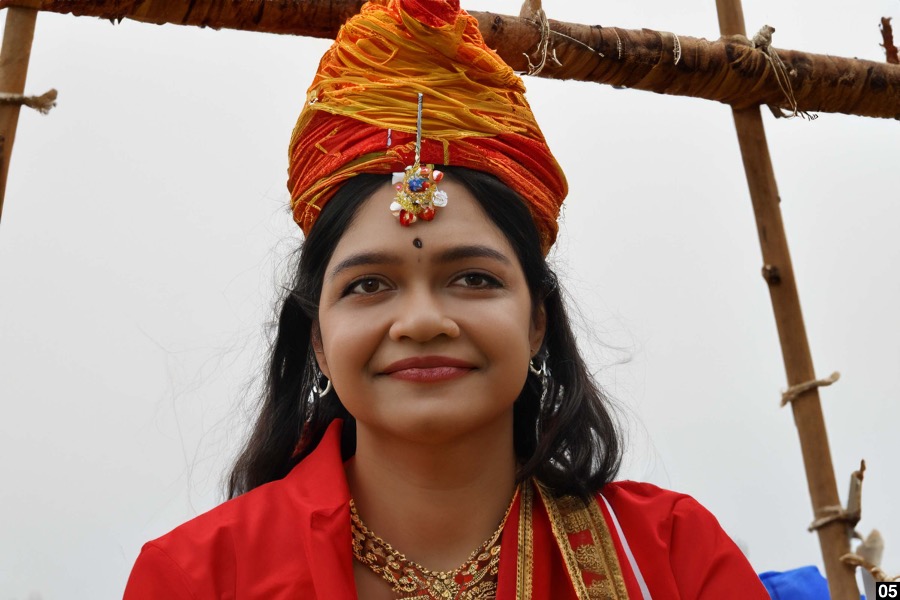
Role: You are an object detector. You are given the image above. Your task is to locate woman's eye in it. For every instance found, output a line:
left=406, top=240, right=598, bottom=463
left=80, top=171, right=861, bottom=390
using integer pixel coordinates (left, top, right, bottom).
left=346, top=278, right=388, bottom=295
left=454, top=273, right=502, bottom=288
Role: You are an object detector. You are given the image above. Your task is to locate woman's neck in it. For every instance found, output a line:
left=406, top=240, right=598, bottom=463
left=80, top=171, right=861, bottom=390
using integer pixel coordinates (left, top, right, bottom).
left=345, top=417, right=517, bottom=573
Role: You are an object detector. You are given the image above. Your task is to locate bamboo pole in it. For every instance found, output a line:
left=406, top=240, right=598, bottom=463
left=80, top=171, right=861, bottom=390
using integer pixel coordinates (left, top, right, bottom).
left=1, top=0, right=899, bottom=119
left=0, top=6, right=38, bottom=222
left=715, top=1, right=858, bottom=598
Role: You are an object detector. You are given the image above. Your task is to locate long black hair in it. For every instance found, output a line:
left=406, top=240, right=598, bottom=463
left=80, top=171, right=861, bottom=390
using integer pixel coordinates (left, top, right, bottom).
left=227, top=166, right=623, bottom=499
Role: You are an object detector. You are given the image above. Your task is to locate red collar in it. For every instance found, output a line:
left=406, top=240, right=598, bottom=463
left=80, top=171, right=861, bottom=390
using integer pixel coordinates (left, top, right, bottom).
left=285, top=419, right=356, bottom=599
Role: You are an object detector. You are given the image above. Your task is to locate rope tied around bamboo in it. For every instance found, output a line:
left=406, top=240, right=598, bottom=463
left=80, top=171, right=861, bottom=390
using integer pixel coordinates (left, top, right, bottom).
left=749, top=25, right=816, bottom=120
left=781, top=371, right=840, bottom=407
left=841, top=553, right=900, bottom=583
left=835, top=471, right=900, bottom=585
left=519, top=0, right=606, bottom=76
left=534, top=20, right=831, bottom=117
left=0, top=89, right=57, bottom=114
left=808, top=504, right=859, bottom=532
left=519, top=0, right=561, bottom=76
left=807, top=460, right=863, bottom=532
left=515, top=13, right=803, bottom=113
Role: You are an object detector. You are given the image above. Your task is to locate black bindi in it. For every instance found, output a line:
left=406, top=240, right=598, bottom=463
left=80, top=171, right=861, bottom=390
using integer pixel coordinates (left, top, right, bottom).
left=413, top=238, right=423, bottom=249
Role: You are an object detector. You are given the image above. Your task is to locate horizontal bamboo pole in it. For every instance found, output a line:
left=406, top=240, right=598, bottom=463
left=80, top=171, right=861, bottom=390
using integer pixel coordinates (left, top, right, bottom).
left=1, top=0, right=898, bottom=119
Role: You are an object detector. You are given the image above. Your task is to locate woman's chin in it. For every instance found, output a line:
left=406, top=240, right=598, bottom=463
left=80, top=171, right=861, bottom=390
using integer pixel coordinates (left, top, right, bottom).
left=357, top=400, right=514, bottom=448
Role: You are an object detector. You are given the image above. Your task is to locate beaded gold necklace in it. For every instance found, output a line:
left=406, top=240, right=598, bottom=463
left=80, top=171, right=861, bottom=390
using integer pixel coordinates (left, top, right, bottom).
left=349, top=489, right=518, bottom=600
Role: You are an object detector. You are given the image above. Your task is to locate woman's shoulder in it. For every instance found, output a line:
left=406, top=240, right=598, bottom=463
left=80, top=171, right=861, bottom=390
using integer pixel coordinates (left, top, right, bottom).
left=124, top=426, right=351, bottom=598
left=601, top=479, right=694, bottom=505
left=121, top=483, right=262, bottom=597
left=597, top=481, right=769, bottom=598
left=151, top=473, right=306, bottom=551
left=599, top=480, right=729, bottom=530
left=143, top=423, right=347, bottom=554
left=124, top=449, right=353, bottom=599
left=124, top=477, right=311, bottom=598
left=598, top=479, right=735, bottom=547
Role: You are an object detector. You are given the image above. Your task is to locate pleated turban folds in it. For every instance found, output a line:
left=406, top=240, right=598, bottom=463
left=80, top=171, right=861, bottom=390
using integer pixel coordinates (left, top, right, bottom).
left=287, top=0, right=567, bottom=254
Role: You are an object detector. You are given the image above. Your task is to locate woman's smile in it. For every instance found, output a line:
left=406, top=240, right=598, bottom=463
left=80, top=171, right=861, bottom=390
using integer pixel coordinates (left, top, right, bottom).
left=380, top=355, right=477, bottom=383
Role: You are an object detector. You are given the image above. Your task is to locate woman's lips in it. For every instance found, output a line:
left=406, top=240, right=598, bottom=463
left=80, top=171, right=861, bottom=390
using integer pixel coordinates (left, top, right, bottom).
left=381, top=356, right=476, bottom=382
left=387, top=366, right=472, bottom=382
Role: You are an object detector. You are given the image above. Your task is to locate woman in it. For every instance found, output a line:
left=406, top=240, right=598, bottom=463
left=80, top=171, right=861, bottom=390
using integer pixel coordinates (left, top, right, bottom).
left=125, top=0, right=769, bottom=597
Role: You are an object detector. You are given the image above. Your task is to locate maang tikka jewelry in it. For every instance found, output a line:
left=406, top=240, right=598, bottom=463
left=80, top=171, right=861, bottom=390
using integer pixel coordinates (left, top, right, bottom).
left=389, top=93, right=448, bottom=226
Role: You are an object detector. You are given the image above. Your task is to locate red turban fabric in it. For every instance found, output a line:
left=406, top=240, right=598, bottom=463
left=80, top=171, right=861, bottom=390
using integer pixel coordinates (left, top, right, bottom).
left=287, top=0, right=567, bottom=253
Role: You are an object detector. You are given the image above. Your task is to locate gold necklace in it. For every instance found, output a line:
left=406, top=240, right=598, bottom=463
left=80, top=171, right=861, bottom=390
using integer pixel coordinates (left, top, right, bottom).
left=349, top=489, right=518, bottom=600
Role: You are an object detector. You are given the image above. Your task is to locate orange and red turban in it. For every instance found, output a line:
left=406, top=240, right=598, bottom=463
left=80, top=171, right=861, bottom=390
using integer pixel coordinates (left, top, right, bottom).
left=287, top=0, right=567, bottom=253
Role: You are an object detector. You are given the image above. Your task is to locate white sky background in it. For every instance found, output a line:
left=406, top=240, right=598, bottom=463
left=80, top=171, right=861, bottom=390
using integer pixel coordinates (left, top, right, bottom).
left=0, top=0, right=898, bottom=597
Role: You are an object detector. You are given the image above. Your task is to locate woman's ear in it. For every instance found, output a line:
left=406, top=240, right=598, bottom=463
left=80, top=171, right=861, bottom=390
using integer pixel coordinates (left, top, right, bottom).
left=310, top=322, right=332, bottom=380
left=530, top=303, right=547, bottom=358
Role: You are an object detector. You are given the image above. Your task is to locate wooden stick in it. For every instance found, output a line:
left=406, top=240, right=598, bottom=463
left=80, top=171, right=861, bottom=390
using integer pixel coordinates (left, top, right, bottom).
left=715, top=1, right=859, bottom=598
left=0, top=6, right=38, bottom=222
left=1, top=0, right=899, bottom=119
left=881, top=17, right=899, bottom=65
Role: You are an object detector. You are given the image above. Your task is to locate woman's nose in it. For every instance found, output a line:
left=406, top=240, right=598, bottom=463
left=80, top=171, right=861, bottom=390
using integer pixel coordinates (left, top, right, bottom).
left=388, top=284, right=460, bottom=342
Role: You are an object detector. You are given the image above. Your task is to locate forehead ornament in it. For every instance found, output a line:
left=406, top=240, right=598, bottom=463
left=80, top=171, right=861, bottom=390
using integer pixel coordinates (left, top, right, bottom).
left=389, top=93, right=447, bottom=227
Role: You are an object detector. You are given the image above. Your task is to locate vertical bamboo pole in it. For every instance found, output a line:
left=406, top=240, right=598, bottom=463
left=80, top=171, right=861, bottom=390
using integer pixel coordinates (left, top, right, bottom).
left=0, top=6, right=38, bottom=222
left=714, top=1, right=858, bottom=598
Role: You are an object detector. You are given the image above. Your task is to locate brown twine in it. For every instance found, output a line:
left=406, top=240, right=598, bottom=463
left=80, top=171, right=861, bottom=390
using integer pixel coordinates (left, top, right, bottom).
left=540, top=27, right=603, bottom=61
left=0, top=89, right=58, bottom=114
left=652, top=30, right=684, bottom=68
left=520, top=0, right=561, bottom=75
left=521, top=0, right=608, bottom=74
left=672, top=32, right=682, bottom=66
left=750, top=25, right=817, bottom=120
left=781, top=371, right=840, bottom=407
left=841, top=553, right=900, bottom=583
left=808, top=504, right=855, bottom=532
left=843, top=530, right=900, bottom=585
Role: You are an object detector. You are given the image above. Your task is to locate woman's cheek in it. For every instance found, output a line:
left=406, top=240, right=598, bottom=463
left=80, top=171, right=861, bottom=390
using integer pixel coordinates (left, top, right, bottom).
left=323, top=309, right=384, bottom=374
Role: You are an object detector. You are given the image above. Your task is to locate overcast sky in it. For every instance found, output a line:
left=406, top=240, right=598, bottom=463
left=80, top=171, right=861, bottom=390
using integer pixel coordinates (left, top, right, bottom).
left=1, top=0, right=898, bottom=598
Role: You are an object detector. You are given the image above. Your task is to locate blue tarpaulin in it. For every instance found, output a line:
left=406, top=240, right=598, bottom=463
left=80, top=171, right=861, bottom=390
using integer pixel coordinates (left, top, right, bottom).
left=760, top=566, right=831, bottom=599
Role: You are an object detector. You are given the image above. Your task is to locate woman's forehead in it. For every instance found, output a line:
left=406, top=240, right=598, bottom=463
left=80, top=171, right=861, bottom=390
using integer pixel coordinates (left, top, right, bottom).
left=329, top=179, right=515, bottom=263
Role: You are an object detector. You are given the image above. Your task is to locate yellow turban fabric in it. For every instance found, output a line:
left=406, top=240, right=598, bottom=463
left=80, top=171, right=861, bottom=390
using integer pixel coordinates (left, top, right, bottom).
left=288, top=0, right=567, bottom=253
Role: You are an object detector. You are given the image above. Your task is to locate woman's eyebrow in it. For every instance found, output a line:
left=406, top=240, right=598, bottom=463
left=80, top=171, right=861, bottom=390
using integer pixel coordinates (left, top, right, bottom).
left=328, top=251, right=402, bottom=281
left=435, top=245, right=511, bottom=265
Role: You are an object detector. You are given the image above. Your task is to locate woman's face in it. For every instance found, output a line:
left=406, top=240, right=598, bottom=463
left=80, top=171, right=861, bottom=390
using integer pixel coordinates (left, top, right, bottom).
left=314, top=178, right=545, bottom=445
